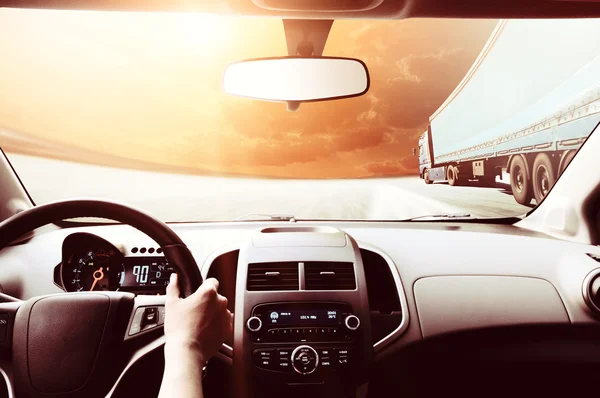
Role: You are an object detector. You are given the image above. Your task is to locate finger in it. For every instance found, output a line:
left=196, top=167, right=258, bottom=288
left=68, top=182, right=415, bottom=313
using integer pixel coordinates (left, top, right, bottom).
left=192, top=278, right=220, bottom=300
left=220, top=295, right=229, bottom=309
left=203, top=278, right=220, bottom=292
left=166, top=273, right=180, bottom=301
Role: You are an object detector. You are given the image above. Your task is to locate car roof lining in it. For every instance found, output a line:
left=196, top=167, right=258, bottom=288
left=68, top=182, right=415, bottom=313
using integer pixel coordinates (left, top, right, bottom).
left=3, top=0, right=600, bottom=18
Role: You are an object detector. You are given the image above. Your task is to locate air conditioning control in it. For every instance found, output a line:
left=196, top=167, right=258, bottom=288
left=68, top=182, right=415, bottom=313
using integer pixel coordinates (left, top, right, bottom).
left=246, top=316, right=262, bottom=332
left=291, top=345, right=319, bottom=375
left=344, top=314, right=360, bottom=331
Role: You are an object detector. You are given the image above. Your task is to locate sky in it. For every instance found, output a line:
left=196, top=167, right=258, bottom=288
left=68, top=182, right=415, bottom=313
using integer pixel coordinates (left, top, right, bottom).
left=0, top=9, right=497, bottom=178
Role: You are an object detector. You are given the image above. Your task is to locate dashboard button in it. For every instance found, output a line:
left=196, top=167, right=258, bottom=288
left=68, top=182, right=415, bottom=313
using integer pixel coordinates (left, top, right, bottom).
left=267, top=329, right=279, bottom=341
left=291, top=328, right=302, bottom=338
left=334, top=348, right=351, bottom=365
left=305, top=328, right=316, bottom=339
left=277, top=349, right=291, bottom=358
left=276, top=360, right=291, bottom=371
left=318, top=348, right=331, bottom=356
left=253, top=349, right=274, bottom=369
left=251, top=335, right=263, bottom=343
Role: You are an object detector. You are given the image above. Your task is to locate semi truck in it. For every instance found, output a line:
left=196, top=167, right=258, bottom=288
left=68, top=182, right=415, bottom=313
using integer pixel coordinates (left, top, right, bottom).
left=418, top=19, right=600, bottom=205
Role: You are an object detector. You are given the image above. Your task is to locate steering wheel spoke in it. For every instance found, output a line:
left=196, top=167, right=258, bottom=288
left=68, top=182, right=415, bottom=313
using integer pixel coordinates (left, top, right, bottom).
left=125, top=294, right=166, bottom=341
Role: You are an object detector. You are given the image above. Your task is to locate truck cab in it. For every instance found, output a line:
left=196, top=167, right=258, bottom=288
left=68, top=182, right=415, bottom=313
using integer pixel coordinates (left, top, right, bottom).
left=418, top=131, right=430, bottom=178
left=419, top=130, right=447, bottom=184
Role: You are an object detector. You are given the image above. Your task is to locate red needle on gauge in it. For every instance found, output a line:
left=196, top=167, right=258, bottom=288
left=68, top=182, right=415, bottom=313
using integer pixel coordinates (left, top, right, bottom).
left=90, top=267, right=104, bottom=291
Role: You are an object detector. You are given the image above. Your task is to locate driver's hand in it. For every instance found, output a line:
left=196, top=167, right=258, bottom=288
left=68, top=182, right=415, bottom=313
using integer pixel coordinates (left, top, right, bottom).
left=164, top=273, right=233, bottom=364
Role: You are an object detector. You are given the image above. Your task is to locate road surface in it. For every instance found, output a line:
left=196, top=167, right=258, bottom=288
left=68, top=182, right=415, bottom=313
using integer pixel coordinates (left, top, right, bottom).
left=4, top=153, right=531, bottom=222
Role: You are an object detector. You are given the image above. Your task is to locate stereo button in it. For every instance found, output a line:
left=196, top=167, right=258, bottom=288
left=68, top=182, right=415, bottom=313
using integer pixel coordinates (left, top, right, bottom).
left=334, top=348, right=351, bottom=365
left=277, top=349, right=291, bottom=358
left=277, top=360, right=291, bottom=371
left=253, top=349, right=275, bottom=369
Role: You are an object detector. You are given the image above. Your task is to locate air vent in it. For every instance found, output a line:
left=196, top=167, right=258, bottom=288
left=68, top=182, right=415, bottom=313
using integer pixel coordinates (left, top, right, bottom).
left=247, top=262, right=299, bottom=291
left=304, top=262, right=356, bottom=290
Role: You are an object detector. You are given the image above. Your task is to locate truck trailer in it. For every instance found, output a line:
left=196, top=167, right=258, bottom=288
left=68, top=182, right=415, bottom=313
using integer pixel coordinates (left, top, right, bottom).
left=418, top=19, right=600, bottom=205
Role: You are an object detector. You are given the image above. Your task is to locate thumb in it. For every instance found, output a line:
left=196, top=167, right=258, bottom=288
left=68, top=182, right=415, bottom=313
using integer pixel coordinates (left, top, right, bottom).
left=166, top=273, right=180, bottom=301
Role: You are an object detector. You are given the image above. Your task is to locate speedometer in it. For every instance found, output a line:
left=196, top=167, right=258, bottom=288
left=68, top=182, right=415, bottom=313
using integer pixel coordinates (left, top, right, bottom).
left=61, top=233, right=124, bottom=292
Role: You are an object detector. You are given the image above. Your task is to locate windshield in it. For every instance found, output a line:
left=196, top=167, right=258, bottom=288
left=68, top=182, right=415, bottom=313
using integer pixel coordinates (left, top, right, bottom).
left=1, top=11, right=599, bottom=221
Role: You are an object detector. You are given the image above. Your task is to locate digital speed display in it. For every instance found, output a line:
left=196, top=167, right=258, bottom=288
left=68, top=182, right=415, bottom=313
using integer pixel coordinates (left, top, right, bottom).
left=267, top=309, right=339, bottom=325
left=120, top=257, right=174, bottom=288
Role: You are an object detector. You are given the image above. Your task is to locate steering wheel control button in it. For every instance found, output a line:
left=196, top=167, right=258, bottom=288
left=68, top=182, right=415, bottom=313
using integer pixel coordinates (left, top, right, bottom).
left=141, top=307, right=158, bottom=329
left=253, top=349, right=274, bottom=369
left=246, top=316, right=262, bottom=332
left=344, top=314, right=360, bottom=331
left=0, top=313, right=8, bottom=342
left=157, top=306, right=166, bottom=325
left=291, top=345, right=319, bottom=375
left=128, top=307, right=146, bottom=336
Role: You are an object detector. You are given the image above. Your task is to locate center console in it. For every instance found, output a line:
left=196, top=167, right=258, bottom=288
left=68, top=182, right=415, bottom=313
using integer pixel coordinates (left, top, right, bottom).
left=233, top=227, right=373, bottom=398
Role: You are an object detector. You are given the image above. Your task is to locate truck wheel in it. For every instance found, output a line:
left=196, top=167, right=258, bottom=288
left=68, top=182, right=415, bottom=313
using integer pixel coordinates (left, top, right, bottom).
left=509, top=156, right=532, bottom=205
left=532, top=153, right=556, bottom=204
left=424, top=169, right=432, bottom=184
left=558, top=150, right=576, bottom=176
left=447, top=166, right=458, bottom=186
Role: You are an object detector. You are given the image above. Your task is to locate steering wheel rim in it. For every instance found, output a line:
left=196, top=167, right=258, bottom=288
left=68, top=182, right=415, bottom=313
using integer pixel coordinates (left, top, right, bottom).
left=0, top=198, right=203, bottom=296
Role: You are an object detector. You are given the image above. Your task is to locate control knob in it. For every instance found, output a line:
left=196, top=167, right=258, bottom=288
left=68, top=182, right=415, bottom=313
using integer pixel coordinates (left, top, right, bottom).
left=246, top=316, right=262, bottom=332
left=291, top=345, right=319, bottom=375
left=344, top=314, right=360, bottom=331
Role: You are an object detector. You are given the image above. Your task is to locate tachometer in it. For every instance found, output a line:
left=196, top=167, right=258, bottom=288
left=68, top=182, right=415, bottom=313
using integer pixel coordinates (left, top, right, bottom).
left=61, top=233, right=124, bottom=292
left=70, top=248, right=115, bottom=292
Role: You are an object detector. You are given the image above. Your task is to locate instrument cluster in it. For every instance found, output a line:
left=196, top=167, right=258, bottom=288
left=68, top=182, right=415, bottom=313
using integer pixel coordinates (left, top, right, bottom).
left=55, top=232, right=174, bottom=294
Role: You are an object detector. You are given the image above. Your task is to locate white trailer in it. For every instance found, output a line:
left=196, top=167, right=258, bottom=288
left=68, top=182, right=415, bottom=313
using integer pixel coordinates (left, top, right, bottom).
left=418, top=19, right=600, bottom=205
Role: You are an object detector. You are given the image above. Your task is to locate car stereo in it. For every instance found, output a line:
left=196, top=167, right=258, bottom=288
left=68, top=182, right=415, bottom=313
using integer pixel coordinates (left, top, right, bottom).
left=246, top=302, right=360, bottom=343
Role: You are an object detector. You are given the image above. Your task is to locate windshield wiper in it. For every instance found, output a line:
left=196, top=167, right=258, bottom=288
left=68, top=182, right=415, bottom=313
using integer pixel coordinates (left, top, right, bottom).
left=403, top=213, right=474, bottom=221
left=233, top=213, right=297, bottom=222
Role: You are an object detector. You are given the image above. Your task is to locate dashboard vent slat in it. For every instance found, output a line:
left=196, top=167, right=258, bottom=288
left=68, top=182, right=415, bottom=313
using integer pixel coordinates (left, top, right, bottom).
left=304, top=262, right=356, bottom=290
left=247, top=262, right=299, bottom=291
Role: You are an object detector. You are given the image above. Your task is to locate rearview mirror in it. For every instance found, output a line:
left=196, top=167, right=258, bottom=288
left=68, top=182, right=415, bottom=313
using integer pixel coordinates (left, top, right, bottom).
left=223, top=57, right=369, bottom=104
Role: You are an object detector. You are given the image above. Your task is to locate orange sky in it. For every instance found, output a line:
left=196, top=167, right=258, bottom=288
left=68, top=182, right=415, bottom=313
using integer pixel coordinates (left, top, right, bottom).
left=0, top=9, right=496, bottom=178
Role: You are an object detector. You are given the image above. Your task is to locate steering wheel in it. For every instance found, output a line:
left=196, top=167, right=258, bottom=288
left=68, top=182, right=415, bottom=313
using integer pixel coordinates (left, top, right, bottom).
left=0, top=199, right=203, bottom=398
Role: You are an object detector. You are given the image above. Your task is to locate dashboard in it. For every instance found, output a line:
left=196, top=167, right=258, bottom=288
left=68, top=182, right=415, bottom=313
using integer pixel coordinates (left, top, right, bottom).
left=3, top=220, right=600, bottom=397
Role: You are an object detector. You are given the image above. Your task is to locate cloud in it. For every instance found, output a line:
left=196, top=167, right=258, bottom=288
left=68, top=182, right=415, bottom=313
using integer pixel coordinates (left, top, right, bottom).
left=391, top=48, right=463, bottom=83
left=0, top=13, right=498, bottom=178
left=362, top=156, right=418, bottom=176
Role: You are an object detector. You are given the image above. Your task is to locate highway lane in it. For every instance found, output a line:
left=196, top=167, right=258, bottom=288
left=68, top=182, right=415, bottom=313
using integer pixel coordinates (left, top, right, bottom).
left=383, top=174, right=533, bottom=218
left=5, top=153, right=531, bottom=222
